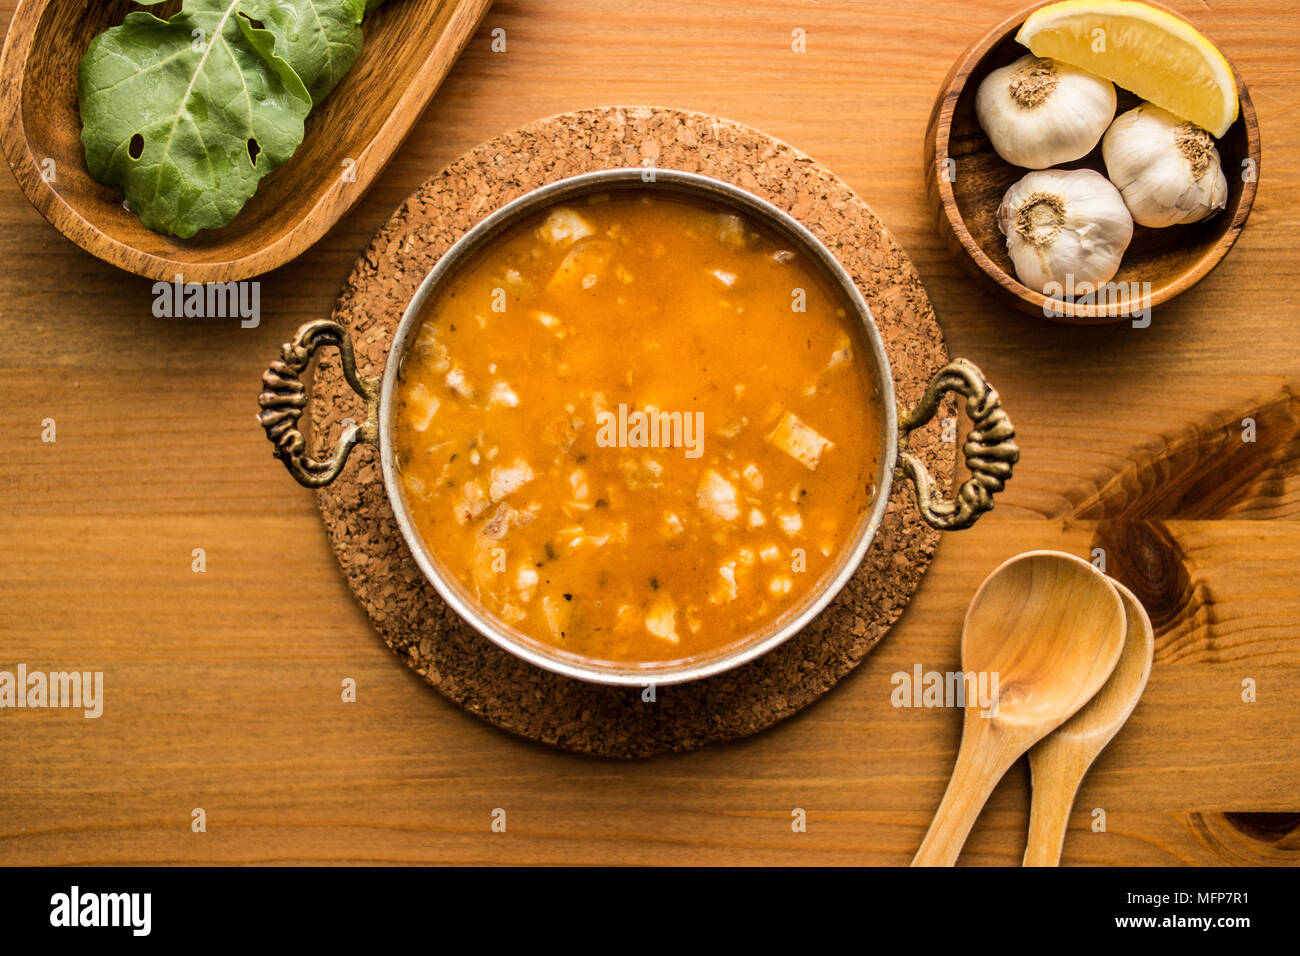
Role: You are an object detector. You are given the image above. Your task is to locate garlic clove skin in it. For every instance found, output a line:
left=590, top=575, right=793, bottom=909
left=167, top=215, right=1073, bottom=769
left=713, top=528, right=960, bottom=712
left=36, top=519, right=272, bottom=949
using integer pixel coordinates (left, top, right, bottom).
left=1103, top=103, right=1228, bottom=227
left=997, top=169, right=1134, bottom=293
left=975, top=54, right=1116, bottom=169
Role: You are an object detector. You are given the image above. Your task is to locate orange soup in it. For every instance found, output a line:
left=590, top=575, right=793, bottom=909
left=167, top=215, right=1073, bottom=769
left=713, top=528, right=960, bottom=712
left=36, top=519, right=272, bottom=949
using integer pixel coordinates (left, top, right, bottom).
left=394, top=191, right=881, bottom=663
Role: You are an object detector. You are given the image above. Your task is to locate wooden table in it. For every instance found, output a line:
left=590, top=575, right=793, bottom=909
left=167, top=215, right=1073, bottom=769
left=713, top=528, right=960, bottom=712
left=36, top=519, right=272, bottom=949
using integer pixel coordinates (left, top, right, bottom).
left=1, top=0, right=1296, bottom=866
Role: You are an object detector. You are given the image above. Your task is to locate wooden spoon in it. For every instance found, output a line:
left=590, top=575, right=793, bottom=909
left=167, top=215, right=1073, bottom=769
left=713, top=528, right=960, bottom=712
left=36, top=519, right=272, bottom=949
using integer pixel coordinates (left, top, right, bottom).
left=1022, top=581, right=1155, bottom=866
left=912, top=551, right=1126, bottom=867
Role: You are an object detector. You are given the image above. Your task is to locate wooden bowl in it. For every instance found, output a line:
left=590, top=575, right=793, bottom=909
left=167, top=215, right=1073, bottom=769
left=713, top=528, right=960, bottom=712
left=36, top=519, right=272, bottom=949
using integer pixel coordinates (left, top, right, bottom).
left=0, top=0, right=491, bottom=282
left=923, top=0, right=1260, bottom=323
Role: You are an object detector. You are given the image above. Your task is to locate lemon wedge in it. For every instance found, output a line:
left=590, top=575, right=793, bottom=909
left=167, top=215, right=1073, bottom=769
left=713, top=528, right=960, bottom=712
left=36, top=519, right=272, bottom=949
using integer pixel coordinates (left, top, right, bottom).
left=1016, top=0, right=1239, bottom=137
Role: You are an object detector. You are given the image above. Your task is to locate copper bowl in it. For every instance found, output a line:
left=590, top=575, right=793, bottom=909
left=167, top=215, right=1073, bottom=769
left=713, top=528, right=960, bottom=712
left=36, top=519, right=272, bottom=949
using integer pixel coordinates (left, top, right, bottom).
left=258, top=169, right=1019, bottom=685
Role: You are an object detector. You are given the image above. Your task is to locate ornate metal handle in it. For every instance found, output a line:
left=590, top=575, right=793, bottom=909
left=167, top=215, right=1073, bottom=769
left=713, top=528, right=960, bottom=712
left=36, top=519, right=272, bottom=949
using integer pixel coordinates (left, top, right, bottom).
left=897, top=358, right=1019, bottom=531
left=258, top=319, right=380, bottom=488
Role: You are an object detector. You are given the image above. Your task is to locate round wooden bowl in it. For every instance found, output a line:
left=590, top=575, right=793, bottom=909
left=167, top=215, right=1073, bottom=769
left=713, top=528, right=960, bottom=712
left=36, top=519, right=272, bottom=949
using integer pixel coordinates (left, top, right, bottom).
left=923, top=0, right=1260, bottom=323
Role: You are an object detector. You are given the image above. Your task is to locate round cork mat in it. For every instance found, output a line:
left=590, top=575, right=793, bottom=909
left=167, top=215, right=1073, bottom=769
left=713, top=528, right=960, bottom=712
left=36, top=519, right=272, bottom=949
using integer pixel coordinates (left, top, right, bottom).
left=312, top=106, right=955, bottom=758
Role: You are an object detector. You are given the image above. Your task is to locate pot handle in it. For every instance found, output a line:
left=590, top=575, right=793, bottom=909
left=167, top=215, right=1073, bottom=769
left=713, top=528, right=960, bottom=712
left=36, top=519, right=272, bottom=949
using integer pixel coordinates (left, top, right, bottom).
left=897, top=359, right=1018, bottom=531
left=258, top=319, right=380, bottom=488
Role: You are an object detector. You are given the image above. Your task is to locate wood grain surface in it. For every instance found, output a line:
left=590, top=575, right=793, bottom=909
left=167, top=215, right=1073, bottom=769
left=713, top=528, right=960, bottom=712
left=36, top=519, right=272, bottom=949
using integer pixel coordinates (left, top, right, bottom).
left=1, top=0, right=1297, bottom=866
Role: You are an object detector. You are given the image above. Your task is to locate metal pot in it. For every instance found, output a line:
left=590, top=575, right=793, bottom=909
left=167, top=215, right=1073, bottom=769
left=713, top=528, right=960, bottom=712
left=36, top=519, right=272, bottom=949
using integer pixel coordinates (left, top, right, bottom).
left=258, top=169, right=1019, bottom=685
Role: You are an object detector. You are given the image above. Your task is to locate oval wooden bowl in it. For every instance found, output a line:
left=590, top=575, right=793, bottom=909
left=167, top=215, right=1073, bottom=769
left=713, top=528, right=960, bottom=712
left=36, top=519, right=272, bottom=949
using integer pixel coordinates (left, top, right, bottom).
left=923, top=0, right=1260, bottom=323
left=0, top=0, right=492, bottom=282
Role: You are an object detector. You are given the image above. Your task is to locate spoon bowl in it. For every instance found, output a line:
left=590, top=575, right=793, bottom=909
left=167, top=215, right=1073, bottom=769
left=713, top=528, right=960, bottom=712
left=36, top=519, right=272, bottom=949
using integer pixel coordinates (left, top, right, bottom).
left=963, top=550, right=1128, bottom=728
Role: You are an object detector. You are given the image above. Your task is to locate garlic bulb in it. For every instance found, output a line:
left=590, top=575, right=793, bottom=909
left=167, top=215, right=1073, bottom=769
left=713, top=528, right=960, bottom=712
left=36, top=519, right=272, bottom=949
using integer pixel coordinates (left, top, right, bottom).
left=1102, top=103, right=1228, bottom=227
left=997, top=169, right=1133, bottom=293
left=975, top=54, right=1116, bottom=169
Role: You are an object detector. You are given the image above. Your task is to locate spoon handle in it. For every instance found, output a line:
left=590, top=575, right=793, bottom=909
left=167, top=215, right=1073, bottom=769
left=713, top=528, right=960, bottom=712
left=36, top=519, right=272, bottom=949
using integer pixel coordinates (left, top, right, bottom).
left=1023, top=745, right=1089, bottom=866
left=912, top=724, right=1016, bottom=867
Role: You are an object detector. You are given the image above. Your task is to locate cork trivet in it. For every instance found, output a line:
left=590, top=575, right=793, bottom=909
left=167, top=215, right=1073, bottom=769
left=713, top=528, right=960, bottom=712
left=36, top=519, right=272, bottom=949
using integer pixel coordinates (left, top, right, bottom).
left=312, top=106, right=955, bottom=758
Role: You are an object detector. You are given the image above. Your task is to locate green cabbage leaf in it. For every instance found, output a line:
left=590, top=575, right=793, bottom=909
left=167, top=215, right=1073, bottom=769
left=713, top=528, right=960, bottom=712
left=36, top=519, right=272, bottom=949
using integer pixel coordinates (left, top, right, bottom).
left=78, top=0, right=381, bottom=238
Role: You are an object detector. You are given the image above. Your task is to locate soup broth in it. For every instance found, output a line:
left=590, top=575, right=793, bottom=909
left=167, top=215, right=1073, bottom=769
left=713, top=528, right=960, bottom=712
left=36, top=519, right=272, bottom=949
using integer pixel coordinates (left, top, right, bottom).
left=394, top=191, right=881, bottom=664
